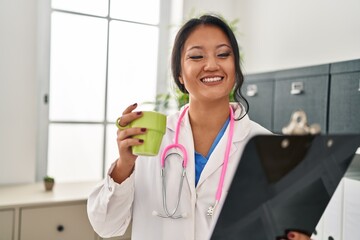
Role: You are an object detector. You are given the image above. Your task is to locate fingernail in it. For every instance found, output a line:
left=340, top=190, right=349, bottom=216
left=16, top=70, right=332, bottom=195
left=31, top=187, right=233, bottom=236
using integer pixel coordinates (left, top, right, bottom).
left=139, top=139, right=144, bottom=143
left=132, top=103, right=137, bottom=106
left=287, top=232, right=295, bottom=239
left=141, top=128, right=146, bottom=132
left=137, top=111, right=142, bottom=115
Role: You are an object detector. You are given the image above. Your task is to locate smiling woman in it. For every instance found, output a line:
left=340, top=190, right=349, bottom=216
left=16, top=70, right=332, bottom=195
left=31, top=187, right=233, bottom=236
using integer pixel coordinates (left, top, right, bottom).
left=85, top=14, right=305, bottom=240
left=87, top=13, right=314, bottom=240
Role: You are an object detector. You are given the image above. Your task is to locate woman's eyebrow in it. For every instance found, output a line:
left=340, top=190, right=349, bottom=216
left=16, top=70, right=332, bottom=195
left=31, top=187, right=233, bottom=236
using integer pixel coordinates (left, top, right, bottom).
left=216, top=43, right=232, bottom=49
left=185, top=43, right=232, bottom=52
left=185, top=46, right=203, bottom=52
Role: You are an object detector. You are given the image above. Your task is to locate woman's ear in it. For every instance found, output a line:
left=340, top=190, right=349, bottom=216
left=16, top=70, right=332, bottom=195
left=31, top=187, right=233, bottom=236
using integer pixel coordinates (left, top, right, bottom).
left=179, top=76, right=184, bottom=84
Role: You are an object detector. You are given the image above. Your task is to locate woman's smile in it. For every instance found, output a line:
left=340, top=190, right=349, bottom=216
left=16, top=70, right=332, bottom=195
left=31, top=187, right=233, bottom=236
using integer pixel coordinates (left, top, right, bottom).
left=200, top=76, right=224, bottom=83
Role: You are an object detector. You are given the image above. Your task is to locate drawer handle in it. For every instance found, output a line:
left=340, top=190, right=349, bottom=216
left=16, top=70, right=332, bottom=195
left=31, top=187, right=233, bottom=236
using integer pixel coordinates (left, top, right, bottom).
left=246, top=84, right=258, bottom=97
left=57, top=225, right=65, bottom=232
left=358, top=79, right=360, bottom=92
left=290, top=82, right=304, bottom=95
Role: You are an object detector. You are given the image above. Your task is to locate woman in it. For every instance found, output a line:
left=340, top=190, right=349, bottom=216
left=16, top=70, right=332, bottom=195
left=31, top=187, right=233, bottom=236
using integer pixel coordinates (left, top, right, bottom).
left=87, top=14, right=310, bottom=240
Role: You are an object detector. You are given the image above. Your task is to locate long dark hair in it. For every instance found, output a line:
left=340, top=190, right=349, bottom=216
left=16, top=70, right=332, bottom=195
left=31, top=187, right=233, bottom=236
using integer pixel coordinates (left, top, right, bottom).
left=171, top=14, right=249, bottom=119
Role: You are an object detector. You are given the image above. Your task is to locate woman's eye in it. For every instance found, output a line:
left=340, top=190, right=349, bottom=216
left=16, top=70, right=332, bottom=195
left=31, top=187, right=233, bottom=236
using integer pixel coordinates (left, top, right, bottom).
left=189, top=55, right=203, bottom=60
left=218, top=52, right=231, bottom=58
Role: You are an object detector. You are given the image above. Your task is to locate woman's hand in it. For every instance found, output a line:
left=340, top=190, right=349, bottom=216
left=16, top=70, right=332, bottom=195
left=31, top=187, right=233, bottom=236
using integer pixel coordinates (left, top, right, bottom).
left=110, top=103, right=146, bottom=183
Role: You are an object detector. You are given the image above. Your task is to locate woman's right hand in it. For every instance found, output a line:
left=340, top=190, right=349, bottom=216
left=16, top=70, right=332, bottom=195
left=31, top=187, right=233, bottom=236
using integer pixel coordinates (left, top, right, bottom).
left=110, top=103, right=146, bottom=183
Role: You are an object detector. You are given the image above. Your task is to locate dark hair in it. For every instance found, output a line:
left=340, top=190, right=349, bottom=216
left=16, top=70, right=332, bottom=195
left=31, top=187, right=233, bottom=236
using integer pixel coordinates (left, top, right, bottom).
left=171, top=14, right=249, bottom=119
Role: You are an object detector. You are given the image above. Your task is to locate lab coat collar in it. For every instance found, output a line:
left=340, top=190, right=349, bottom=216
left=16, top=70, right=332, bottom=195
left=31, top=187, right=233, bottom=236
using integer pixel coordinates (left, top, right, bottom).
left=167, top=103, right=251, bottom=143
left=166, top=104, right=252, bottom=188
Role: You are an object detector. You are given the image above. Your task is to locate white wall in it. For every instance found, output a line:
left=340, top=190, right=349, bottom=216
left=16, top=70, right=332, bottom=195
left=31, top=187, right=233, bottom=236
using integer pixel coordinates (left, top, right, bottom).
left=0, top=0, right=38, bottom=184
left=235, top=0, right=360, bottom=73
left=183, top=0, right=360, bottom=74
left=182, top=0, right=237, bottom=22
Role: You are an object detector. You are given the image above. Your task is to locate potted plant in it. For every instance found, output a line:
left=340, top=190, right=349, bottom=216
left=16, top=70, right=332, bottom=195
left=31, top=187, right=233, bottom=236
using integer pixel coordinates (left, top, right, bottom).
left=43, top=176, right=55, bottom=191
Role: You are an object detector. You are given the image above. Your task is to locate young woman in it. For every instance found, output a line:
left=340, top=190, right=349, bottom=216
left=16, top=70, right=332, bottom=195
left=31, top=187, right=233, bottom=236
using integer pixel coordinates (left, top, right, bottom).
left=87, top=14, right=310, bottom=240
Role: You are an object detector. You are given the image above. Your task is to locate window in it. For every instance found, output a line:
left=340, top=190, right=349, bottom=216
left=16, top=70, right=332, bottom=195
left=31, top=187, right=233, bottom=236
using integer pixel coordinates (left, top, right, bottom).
left=44, top=0, right=172, bottom=182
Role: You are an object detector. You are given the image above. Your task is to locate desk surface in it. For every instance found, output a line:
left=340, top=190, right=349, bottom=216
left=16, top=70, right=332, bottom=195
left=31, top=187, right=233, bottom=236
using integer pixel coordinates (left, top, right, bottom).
left=0, top=181, right=100, bottom=208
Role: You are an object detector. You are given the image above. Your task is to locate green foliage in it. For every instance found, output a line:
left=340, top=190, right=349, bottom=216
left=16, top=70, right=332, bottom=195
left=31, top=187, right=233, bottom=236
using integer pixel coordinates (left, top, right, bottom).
left=176, top=89, right=189, bottom=108
left=148, top=88, right=235, bottom=112
left=144, top=89, right=188, bottom=112
left=43, top=176, right=55, bottom=182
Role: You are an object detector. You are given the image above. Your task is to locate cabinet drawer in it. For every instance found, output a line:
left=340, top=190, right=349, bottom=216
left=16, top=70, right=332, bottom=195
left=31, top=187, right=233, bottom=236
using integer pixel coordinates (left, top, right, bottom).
left=273, top=75, right=329, bottom=133
left=242, top=80, right=274, bottom=130
left=0, top=209, right=14, bottom=240
left=329, top=71, right=360, bottom=133
left=20, top=203, right=95, bottom=240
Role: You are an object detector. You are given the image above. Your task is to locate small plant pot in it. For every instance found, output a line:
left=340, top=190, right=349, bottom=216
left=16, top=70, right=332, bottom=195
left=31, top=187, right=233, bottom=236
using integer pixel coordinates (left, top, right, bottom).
left=44, top=181, right=55, bottom=191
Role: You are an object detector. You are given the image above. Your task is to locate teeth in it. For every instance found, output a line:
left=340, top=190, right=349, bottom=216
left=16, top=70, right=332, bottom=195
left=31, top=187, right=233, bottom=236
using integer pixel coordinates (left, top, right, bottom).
left=202, top=77, right=222, bottom=83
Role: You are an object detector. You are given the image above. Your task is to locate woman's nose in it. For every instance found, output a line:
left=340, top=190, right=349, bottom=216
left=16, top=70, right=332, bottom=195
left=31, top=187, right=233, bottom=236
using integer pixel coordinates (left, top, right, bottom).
left=203, top=57, right=220, bottom=71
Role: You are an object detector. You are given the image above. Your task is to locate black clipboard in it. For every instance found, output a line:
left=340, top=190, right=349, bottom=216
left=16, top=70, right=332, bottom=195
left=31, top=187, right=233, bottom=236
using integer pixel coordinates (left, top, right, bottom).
left=211, top=134, right=360, bottom=240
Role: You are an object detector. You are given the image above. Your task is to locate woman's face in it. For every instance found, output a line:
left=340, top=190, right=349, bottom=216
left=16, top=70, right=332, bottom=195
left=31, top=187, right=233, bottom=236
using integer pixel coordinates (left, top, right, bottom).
left=180, top=24, right=235, bottom=104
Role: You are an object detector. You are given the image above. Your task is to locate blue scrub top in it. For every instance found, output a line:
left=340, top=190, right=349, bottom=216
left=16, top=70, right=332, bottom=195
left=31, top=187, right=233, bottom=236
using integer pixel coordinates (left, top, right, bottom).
left=194, top=117, right=230, bottom=186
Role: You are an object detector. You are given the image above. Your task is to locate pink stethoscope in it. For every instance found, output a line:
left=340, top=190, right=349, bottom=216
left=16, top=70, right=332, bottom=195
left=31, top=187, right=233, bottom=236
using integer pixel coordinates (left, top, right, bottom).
left=153, top=105, right=235, bottom=219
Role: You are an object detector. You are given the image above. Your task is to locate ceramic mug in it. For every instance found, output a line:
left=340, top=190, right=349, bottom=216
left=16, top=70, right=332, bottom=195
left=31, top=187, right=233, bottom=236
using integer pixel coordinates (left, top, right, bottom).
left=116, top=111, right=167, bottom=156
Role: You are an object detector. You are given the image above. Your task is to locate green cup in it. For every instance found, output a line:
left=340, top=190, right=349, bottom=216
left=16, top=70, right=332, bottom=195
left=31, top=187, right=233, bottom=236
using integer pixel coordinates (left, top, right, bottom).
left=117, top=111, right=167, bottom=156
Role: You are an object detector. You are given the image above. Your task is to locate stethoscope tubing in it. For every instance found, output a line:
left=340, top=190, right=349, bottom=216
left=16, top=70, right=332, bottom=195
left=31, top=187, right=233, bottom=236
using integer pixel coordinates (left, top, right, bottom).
left=160, top=106, right=189, bottom=168
left=158, top=105, right=189, bottom=218
left=160, top=155, right=186, bottom=218
left=157, top=105, right=235, bottom=218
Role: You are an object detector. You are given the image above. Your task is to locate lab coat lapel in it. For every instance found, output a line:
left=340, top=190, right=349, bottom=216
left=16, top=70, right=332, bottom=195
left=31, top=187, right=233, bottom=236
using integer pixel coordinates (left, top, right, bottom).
left=196, top=125, right=236, bottom=187
left=196, top=106, right=251, bottom=187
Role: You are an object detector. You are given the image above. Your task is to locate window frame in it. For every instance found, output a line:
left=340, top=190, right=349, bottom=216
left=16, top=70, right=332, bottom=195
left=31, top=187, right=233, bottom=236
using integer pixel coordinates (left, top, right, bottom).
left=36, top=0, right=175, bottom=181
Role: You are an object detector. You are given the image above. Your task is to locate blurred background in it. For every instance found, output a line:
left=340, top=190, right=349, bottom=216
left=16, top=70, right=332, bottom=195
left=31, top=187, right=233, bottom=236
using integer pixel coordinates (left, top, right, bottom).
left=0, top=0, right=359, bottom=239
left=1, top=0, right=359, bottom=184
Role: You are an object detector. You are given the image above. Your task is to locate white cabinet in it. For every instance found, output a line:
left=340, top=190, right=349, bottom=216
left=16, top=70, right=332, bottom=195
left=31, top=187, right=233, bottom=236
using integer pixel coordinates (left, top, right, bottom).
left=20, top=203, right=95, bottom=240
left=343, top=178, right=360, bottom=240
left=322, top=180, right=344, bottom=240
left=0, top=209, right=14, bottom=240
left=0, top=182, right=101, bottom=240
left=311, top=177, right=360, bottom=240
left=312, top=214, right=324, bottom=240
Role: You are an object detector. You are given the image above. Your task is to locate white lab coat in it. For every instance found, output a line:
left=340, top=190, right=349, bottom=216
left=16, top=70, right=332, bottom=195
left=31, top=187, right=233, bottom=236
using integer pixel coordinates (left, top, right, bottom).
left=87, top=105, right=271, bottom=240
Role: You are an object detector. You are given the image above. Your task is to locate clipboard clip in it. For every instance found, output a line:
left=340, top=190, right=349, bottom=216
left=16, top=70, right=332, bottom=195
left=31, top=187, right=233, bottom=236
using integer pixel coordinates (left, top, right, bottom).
left=282, top=110, right=321, bottom=135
